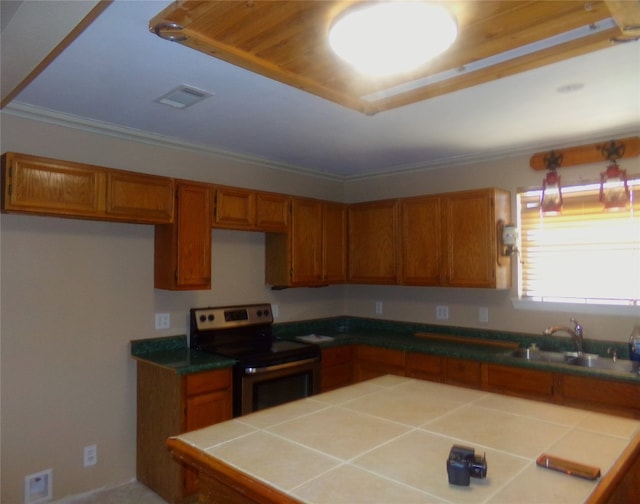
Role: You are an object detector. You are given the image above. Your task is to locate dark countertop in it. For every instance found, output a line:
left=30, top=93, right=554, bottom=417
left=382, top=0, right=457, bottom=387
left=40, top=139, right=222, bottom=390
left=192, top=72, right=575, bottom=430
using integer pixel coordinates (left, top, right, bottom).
left=130, top=335, right=235, bottom=374
left=130, top=318, right=640, bottom=383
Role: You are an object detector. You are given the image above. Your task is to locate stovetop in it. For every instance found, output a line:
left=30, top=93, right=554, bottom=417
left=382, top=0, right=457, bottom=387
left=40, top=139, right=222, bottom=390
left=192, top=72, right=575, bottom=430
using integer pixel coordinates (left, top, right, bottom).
left=190, top=303, right=319, bottom=367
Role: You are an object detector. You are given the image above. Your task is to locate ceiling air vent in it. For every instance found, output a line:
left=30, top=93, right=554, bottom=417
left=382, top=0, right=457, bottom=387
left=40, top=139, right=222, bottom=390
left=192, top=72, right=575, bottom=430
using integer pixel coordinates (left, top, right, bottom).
left=155, top=85, right=213, bottom=109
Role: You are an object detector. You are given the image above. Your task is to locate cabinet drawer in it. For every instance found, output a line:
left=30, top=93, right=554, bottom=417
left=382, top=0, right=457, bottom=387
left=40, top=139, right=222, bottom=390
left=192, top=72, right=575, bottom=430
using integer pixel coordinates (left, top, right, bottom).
left=185, top=369, right=231, bottom=396
left=487, top=364, right=553, bottom=398
left=405, top=352, right=443, bottom=381
left=444, top=358, right=482, bottom=388
left=322, top=346, right=353, bottom=367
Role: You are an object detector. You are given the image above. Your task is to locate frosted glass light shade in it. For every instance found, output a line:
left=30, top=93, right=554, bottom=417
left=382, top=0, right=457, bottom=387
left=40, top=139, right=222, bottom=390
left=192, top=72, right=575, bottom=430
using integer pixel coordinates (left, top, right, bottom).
left=329, top=2, right=458, bottom=76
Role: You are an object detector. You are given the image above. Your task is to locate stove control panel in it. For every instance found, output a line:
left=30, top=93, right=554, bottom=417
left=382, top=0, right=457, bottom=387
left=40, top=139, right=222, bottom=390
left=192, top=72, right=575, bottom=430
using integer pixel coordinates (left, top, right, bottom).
left=191, top=303, right=273, bottom=331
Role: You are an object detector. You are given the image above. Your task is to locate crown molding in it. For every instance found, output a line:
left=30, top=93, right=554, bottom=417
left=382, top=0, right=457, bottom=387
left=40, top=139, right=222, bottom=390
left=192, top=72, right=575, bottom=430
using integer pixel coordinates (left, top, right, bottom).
left=3, top=102, right=638, bottom=184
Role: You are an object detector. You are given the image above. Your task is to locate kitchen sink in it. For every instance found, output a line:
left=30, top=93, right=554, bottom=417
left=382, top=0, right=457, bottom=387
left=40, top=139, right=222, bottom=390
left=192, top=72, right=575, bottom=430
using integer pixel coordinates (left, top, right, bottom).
left=505, top=348, right=640, bottom=375
left=507, top=348, right=573, bottom=363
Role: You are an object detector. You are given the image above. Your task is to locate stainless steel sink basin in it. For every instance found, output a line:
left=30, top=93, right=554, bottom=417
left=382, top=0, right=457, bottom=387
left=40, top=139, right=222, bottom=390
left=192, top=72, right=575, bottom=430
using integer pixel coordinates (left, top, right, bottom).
left=505, top=348, right=640, bottom=375
left=569, top=356, right=639, bottom=373
left=508, top=348, right=572, bottom=363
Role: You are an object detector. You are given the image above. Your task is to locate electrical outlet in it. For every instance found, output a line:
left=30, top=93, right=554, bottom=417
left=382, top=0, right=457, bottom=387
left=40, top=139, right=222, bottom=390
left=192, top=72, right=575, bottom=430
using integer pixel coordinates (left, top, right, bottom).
left=84, top=444, right=97, bottom=467
left=375, top=301, right=383, bottom=314
left=25, top=469, right=52, bottom=504
left=436, top=305, right=449, bottom=320
left=479, top=307, right=489, bottom=323
left=155, top=313, right=170, bottom=330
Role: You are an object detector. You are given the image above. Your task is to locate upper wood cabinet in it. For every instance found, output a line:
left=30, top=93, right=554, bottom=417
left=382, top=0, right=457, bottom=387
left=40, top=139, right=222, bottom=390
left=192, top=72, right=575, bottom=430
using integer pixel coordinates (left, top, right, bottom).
left=400, top=195, right=442, bottom=285
left=255, top=191, right=289, bottom=231
left=2, top=152, right=105, bottom=218
left=265, top=198, right=346, bottom=287
left=155, top=181, right=212, bottom=290
left=323, top=201, right=348, bottom=284
left=400, top=188, right=511, bottom=289
left=1, top=152, right=174, bottom=223
left=213, top=186, right=289, bottom=232
left=105, top=170, right=174, bottom=223
left=442, top=188, right=511, bottom=288
left=348, top=199, right=399, bottom=284
left=213, top=186, right=255, bottom=229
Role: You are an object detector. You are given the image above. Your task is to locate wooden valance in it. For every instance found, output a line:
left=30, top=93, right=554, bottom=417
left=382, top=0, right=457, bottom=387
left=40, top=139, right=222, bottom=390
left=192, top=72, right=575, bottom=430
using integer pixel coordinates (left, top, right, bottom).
left=530, top=136, right=640, bottom=171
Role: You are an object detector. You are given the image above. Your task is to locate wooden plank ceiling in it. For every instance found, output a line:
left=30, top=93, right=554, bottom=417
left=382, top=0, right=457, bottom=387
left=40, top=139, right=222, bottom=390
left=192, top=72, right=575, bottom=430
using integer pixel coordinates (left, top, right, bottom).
left=149, top=1, right=637, bottom=115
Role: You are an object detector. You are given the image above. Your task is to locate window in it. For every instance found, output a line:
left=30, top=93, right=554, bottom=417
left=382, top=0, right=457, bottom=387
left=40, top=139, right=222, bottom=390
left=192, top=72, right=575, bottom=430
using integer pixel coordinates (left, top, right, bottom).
left=517, top=178, right=639, bottom=307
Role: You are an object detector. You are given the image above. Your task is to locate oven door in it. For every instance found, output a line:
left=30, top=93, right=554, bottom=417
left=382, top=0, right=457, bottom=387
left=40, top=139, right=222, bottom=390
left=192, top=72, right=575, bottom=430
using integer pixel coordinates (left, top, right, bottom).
left=237, top=357, right=320, bottom=416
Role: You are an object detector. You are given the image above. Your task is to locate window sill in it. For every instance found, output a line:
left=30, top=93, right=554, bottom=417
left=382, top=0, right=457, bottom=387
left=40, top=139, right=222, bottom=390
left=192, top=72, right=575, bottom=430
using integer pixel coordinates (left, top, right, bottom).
left=511, top=298, right=640, bottom=317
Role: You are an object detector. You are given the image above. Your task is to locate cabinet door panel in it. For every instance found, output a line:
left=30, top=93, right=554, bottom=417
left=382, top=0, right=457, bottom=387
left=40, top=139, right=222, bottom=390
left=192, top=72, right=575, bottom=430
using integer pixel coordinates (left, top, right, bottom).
left=443, top=191, right=494, bottom=287
left=323, top=202, right=347, bottom=283
left=291, top=198, right=323, bottom=284
left=444, top=358, right=482, bottom=388
left=214, top=186, right=255, bottom=229
left=155, top=182, right=212, bottom=290
left=348, top=200, right=398, bottom=283
left=487, top=364, right=553, bottom=399
left=561, top=375, right=640, bottom=415
left=3, top=153, right=105, bottom=217
left=400, top=196, right=441, bottom=285
left=405, top=352, right=443, bottom=381
left=256, top=192, right=289, bottom=231
left=354, top=346, right=405, bottom=381
left=106, top=171, right=174, bottom=223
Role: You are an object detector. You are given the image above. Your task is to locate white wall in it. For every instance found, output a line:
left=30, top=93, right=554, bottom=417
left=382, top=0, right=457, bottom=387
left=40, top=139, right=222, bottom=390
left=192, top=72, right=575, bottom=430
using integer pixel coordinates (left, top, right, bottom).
left=1, top=112, right=638, bottom=502
left=0, top=113, right=345, bottom=503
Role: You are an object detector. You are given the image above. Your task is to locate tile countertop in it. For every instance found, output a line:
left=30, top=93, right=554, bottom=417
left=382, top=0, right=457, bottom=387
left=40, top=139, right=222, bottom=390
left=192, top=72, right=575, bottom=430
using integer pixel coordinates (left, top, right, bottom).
left=169, top=375, right=640, bottom=504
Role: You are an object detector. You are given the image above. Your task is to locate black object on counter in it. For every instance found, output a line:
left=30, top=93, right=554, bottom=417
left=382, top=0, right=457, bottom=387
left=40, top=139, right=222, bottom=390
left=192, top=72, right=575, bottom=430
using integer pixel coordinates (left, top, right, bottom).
left=446, top=445, right=488, bottom=486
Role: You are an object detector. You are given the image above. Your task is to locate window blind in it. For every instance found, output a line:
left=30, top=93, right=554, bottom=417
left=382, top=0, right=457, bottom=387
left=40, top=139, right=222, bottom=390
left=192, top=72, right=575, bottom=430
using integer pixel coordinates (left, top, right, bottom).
left=517, top=178, right=640, bottom=305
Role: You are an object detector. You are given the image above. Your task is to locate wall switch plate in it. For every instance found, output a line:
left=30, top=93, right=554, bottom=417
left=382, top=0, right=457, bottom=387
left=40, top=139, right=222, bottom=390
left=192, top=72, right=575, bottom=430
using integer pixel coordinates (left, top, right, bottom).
left=479, top=307, right=489, bottom=323
left=272, top=304, right=279, bottom=319
left=25, top=468, right=52, bottom=504
left=436, top=305, right=449, bottom=320
left=84, top=444, right=97, bottom=467
left=155, top=313, right=170, bottom=330
left=375, top=301, right=383, bottom=314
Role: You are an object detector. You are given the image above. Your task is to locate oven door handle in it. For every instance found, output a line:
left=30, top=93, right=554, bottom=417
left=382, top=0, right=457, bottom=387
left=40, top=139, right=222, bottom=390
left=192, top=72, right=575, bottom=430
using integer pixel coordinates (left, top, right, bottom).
left=244, top=357, right=319, bottom=374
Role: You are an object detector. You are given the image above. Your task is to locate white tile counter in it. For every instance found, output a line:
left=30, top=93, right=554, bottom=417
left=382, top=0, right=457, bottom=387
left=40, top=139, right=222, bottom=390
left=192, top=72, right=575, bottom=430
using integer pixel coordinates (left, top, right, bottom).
left=168, top=375, right=640, bottom=503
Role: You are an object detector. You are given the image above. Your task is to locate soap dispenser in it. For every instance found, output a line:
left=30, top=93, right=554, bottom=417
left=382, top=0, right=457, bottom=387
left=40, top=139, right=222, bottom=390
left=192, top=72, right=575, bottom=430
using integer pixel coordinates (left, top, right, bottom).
left=629, top=324, right=640, bottom=362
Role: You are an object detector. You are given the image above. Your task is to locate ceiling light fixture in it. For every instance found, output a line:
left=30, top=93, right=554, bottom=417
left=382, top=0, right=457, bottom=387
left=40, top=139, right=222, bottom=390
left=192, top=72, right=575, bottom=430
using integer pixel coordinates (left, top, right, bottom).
left=328, top=2, right=457, bottom=77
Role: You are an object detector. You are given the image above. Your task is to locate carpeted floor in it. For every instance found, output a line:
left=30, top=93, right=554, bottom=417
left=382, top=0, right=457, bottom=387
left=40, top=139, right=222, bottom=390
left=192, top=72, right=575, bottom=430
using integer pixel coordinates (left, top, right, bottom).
left=55, top=481, right=167, bottom=503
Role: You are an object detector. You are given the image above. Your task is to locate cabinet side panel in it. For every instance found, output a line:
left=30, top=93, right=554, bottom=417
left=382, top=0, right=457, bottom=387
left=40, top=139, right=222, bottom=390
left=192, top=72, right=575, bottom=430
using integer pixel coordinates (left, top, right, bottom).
left=137, top=361, right=183, bottom=503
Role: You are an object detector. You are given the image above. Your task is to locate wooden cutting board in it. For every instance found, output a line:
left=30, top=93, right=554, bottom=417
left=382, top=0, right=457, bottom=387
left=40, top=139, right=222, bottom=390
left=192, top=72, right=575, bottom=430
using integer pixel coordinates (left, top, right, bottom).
left=415, top=332, right=520, bottom=350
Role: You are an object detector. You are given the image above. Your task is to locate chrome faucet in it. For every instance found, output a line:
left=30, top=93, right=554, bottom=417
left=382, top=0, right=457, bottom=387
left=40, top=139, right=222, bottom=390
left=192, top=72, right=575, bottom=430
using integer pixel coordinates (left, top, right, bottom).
left=543, top=317, right=583, bottom=354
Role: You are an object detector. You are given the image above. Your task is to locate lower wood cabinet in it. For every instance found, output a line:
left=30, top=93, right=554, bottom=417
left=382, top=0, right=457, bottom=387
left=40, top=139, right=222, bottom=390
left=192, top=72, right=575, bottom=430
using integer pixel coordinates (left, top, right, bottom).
left=560, top=374, right=640, bottom=416
left=136, top=362, right=232, bottom=503
left=353, top=345, right=405, bottom=382
left=444, top=357, right=483, bottom=389
left=405, top=352, right=443, bottom=382
left=345, top=345, right=639, bottom=418
left=321, top=346, right=354, bottom=391
left=486, top=364, right=555, bottom=399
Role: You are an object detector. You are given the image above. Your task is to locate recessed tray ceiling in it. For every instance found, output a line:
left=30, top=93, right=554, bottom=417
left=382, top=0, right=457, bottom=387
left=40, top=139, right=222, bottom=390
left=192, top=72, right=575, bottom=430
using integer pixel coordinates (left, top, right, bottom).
left=149, top=1, right=632, bottom=115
